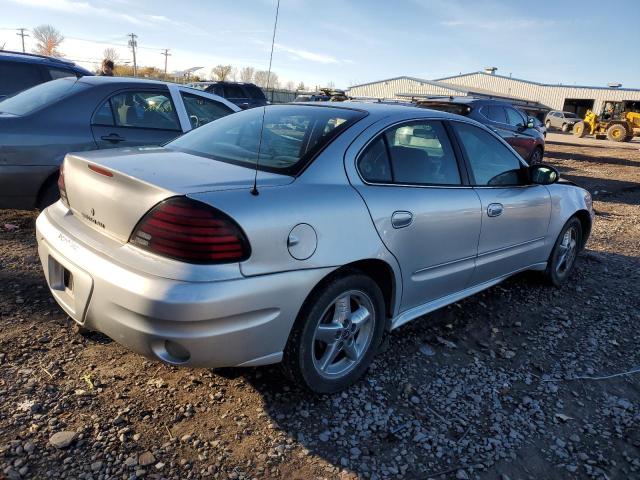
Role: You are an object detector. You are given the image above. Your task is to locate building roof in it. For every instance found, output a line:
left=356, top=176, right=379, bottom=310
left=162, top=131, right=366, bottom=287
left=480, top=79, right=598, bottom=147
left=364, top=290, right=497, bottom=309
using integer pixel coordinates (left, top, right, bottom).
left=435, top=71, right=640, bottom=92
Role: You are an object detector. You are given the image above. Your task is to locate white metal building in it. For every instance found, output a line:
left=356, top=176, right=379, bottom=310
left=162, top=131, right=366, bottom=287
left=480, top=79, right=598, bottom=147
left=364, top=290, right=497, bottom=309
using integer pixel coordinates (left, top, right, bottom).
left=347, top=71, right=640, bottom=118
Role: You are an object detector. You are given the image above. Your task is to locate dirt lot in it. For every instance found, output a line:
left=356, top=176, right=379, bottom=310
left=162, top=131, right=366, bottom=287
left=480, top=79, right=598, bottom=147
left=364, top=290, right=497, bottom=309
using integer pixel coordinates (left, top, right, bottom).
left=1, top=137, right=639, bottom=480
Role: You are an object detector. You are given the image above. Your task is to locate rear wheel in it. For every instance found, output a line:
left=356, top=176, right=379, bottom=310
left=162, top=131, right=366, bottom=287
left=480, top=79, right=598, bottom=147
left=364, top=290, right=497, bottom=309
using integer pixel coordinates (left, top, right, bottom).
left=544, top=217, right=582, bottom=287
left=606, top=124, right=627, bottom=142
left=573, top=121, right=587, bottom=137
left=528, top=146, right=543, bottom=165
left=282, top=272, right=385, bottom=394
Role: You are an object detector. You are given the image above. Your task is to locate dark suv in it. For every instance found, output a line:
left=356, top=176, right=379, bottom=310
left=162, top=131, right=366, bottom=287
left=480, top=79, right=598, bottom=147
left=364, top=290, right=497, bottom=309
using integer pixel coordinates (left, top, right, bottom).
left=0, top=50, right=93, bottom=100
left=186, top=81, right=267, bottom=109
left=417, top=97, right=545, bottom=164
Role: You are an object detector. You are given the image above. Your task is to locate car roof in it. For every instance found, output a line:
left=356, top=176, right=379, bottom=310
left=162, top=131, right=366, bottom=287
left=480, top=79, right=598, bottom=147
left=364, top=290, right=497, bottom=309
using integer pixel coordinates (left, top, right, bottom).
left=417, top=96, right=514, bottom=107
left=0, top=50, right=91, bottom=74
left=77, top=76, right=178, bottom=88
left=295, top=101, right=463, bottom=120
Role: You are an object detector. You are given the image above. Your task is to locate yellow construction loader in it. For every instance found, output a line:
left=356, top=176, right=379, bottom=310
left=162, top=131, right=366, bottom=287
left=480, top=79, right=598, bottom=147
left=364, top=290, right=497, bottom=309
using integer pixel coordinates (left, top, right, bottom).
left=573, top=101, right=640, bottom=142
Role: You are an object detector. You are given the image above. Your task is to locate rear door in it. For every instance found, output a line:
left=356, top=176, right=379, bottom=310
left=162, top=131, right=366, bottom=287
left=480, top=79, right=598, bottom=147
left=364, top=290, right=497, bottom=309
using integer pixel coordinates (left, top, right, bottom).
left=350, top=119, right=481, bottom=311
left=90, top=89, right=183, bottom=149
left=451, top=121, right=551, bottom=284
left=0, top=60, right=47, bottom=97
left=479, top=105, right=514, bottom=145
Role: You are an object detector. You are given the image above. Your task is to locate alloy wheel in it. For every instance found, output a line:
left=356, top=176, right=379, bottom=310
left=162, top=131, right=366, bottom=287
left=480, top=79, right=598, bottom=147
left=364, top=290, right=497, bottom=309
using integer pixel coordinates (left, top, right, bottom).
left=311, top=290, right=375, bottom=379
left=556, top=226, right=578, bottom=275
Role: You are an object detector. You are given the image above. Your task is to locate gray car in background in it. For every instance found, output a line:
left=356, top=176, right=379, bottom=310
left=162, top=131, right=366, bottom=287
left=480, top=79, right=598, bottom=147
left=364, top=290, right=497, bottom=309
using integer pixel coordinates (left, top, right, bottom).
left=36, top=103, right=594, bottom=393
left=545, top=110, right=581, bottom=132
left=0, top=76, right=239, bottom=210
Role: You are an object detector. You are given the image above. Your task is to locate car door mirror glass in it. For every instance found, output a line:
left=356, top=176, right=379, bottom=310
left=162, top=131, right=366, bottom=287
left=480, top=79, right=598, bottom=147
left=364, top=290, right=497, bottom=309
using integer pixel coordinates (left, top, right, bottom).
left=530, top=164, right=559, bottom=185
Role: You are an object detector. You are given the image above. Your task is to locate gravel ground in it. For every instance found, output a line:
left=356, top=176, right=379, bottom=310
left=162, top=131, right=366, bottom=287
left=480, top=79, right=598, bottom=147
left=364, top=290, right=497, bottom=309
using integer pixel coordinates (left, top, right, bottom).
left=1, top=139, right=639, bottom=480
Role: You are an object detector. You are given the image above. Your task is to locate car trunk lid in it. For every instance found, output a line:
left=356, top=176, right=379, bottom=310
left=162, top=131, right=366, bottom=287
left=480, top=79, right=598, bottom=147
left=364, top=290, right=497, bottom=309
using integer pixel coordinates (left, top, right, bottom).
left=62, top=146, right=293, bottom=243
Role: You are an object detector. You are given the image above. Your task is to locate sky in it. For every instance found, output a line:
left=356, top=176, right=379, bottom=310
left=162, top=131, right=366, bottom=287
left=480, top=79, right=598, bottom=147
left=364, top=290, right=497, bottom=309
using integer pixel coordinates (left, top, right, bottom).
left=2, top=0, right=640, bottom=89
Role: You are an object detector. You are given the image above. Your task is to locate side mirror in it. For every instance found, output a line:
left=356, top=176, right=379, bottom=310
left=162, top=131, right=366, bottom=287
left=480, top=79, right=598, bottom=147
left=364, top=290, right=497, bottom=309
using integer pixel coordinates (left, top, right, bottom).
left=530, top=164, right=559, bottom=185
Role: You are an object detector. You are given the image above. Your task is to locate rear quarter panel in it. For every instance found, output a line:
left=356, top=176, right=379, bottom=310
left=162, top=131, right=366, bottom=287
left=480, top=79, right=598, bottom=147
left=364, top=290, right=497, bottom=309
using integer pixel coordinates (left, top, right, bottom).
left=544, top=183, right=593, bottom=254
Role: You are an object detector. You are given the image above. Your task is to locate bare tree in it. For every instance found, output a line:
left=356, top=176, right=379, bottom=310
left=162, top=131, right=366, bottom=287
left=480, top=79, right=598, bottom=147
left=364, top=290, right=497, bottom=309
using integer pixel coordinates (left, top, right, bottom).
left=239, top=66, right=255, bottom=83
left=253, top=70, right=269, bottom=88
left=103, top=47, right=119, bottom=64
left=296, top=81, right=306, bottom=91
left=326, top=81, right=335, bottom=89
left=0, top=42, right=5, bottom=51
left=211, top=65, right=233, bottom=81
left=32, top=24, right=64, bottom=56
left=285, top=80, right=295, bottom=91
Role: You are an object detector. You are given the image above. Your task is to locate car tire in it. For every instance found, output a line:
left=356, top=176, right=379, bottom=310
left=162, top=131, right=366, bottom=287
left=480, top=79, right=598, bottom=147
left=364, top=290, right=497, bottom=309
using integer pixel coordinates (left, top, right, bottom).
left=529, top=146, right=543, bottom=165
left=544, top=217, right=582, bottom=287
left=37, top=176, right=60, bottom=210
left=545, top=120, right=551, bottom=129
left=282, top=271, right=386, bottom=394
left=561, top=123, right=570, bottom=132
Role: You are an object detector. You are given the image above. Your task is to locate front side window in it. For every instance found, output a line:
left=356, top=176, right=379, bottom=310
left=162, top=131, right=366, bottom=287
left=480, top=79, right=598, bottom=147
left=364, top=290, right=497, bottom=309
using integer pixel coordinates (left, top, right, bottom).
left=505, top=107, right=526, bottom=127
left=107, top=91, right=180, bottom=130
left=482, top=105, right=507, bottom=123
left=168, top=105, right=365, bottom=175
left=358, top=121, right=461, bottom=186
left=453, top=122, right=525, bottom=186
left=180, top=92, right=234, bottom=128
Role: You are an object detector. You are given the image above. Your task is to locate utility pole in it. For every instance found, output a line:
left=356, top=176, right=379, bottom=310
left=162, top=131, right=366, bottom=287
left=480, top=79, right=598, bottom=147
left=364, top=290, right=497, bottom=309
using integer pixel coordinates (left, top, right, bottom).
left=161, top=49, right=171, bottom=79
left=16, top=28, right=29, bottom=53
left=128, top=33, right=138, bottom=77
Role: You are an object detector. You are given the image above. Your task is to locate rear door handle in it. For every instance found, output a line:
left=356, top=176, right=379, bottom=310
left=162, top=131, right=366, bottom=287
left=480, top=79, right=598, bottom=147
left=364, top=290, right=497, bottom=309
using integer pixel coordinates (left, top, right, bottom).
left=391, top=211, right=413, bottom=228
left=487, top=203, right=503, bottom=217
left=100, top=134, right=125, bottom=143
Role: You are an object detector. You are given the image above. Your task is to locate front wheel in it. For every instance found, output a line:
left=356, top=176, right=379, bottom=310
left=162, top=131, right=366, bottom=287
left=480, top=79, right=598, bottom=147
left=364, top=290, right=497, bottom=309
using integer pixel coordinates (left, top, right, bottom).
left=529, top=146, right=543, bottom=165
left=545, top=120, right=551, bottom=129
left=561, top=123, right=570, bottom=132
left=282, top=272, right=386, bottom=394
left=544, top=217, right=582, bottom=287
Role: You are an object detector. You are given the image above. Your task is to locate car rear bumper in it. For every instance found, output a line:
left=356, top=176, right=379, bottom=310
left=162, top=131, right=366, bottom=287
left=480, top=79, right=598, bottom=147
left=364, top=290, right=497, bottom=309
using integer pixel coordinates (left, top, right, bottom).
left=36, top=207, right=333, bottom=368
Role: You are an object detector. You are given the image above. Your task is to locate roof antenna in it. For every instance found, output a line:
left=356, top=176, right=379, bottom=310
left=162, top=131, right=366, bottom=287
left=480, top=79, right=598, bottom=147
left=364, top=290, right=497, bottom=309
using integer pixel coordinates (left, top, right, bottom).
left=251, top=0, right=280, bottom=196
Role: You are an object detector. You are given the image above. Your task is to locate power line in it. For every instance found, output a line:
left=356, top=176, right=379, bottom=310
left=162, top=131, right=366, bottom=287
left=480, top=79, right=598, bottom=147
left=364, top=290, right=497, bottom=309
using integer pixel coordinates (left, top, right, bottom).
left=127, top=33, right=138, bottom=77
left=161, top=48, right=171, bottom=77
left=16, top=28, right=29, bottom=53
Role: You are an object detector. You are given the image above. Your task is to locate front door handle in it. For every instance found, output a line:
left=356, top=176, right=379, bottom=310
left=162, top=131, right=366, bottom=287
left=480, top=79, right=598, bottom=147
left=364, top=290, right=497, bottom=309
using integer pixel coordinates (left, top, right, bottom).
left=487, top=203, right=503, bottom=217
left=100, top=134, right=125, bottom=143
left=391, top=210, right=413, bottom=228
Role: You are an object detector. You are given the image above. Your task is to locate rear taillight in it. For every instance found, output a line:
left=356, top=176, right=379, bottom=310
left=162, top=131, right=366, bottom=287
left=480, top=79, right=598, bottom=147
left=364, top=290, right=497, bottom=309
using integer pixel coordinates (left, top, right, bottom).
left=129, top=197, right=250, bottom=264
left=58, top=163, right=69, bottom=207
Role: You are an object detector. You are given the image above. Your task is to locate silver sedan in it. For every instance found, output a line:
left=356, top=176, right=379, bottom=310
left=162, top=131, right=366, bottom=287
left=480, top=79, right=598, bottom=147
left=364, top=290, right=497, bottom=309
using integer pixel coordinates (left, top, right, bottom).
left=36, top=103, right=594, bottom=393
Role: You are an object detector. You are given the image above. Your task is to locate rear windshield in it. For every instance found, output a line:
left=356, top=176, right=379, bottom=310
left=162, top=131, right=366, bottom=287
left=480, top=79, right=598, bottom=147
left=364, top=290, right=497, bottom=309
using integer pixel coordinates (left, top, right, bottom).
left=419, top=102, right=471, bottom=116
left=0, top=77, right=84, bottom=115
left=167, top=104, right=366, bottom=175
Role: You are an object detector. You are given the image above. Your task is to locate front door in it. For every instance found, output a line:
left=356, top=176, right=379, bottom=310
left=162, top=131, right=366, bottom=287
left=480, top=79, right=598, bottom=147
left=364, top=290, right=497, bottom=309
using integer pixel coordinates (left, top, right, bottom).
left=503, top=107, right=537, bottom=159
left=90, top=89, right=183, bottom=149
left=351, top=120, right=482, bottom=311
left=450, top=121, right=551, bottom=284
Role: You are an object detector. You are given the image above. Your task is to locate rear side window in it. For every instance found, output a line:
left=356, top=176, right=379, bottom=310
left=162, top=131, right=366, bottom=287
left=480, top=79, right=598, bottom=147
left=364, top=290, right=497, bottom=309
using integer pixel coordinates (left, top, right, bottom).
left=92, top=100, right=115, bottom=126
left=180, top=92, right=234, bottom=128
left=0, top=77, right=82, bottom=115
left=0, top=61, right=43, bottom=96
left=358, top=121, right=461, bottom=186
left=107, top=91, right=180, bottom=130
left=453, top=122, right=524, bottom=186
left=223, top=84, right=245, bottom=98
